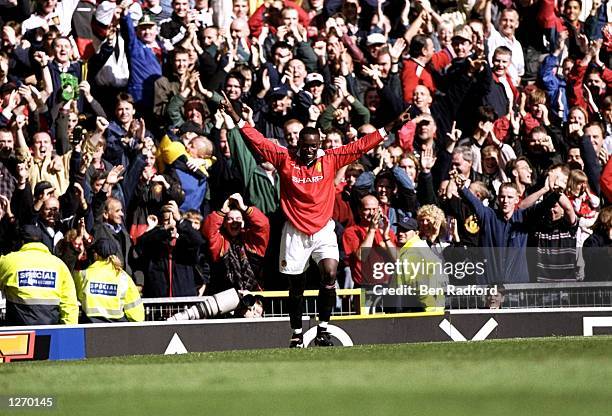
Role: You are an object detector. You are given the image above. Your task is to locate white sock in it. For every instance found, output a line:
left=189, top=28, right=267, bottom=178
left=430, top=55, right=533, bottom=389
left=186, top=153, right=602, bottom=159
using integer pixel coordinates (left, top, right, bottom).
left=293, top=328, right=303, bottom=335
left=318, top=321, right=328, bottom=330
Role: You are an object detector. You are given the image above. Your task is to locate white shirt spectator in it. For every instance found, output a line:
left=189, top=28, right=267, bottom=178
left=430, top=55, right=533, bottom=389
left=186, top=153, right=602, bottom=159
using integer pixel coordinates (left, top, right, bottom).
left=21, top=0, right=80, bottom=36
left=487, top=25, right=524, bottom=87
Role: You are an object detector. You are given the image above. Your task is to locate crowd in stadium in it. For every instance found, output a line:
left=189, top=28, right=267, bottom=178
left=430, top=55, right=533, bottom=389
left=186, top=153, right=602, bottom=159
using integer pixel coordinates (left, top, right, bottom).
left=0, top=0, right=611, bottom=326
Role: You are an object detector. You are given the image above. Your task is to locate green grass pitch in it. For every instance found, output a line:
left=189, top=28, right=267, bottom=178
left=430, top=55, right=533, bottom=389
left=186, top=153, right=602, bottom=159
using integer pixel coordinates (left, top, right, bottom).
left=1, top=336, right=611, bottom=416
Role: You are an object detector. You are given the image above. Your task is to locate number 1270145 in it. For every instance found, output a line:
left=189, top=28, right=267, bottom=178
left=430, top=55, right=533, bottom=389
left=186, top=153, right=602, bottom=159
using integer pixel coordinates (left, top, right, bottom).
left=5, top=396, right=55, bottom=408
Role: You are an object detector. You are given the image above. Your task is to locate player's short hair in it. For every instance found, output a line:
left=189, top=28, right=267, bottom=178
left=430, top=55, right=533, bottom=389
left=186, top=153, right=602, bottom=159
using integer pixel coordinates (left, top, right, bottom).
left=298, top=126, right=320, bottom=141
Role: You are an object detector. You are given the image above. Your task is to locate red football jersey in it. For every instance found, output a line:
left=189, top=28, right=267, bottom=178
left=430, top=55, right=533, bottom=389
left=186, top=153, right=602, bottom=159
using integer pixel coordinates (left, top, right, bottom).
left=240, top=123, right=385, bottom=235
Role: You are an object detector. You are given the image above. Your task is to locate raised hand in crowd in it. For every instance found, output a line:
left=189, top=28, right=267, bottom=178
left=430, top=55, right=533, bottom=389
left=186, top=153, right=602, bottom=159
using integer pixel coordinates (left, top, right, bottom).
left=228, top=193, right=248, bottom=212
left=130, top=118, right=146, bottom=142
left=389, top=38, right=406, bottom=64
left=313, top=40, right=327, bottom=64
left=79, top=152, right=92, bottom=175
left=33, top=186, right=56, bottom=212
left=32, top=51, right=49, bottom=67
left=104, top=165, right=125, bottom=194
left=362, top=65, right=383, bottom=89
left=78, top=81, right=94, bottom=103
left=307, top=105, right=321, bottom=127
left=241, top=104, right=255, bottom=126
left=95, top=116, right=109, bottom=135
left=0, top=194, right=15, bottom=222
left=73, top=183, right=88, bottom=211
left=446, top=121, right=462, bottom=152
left=450, top=168, right=467, bottom=189
left=17, top=85, right=37, bottom=111
left=146, top=214, right=158, bottom=231
left=257, top=68, right=271, bottom=99
left=420, top=147, right=437, bottom=174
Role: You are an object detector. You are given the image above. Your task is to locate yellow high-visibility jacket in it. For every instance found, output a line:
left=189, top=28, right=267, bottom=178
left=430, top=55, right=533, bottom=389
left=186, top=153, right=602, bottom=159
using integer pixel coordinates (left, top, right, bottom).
left=0, top=242, right=78, bottom=325
left=395, top=235, right=447, bottom=312
left=74, top=260, right=144, bottom=322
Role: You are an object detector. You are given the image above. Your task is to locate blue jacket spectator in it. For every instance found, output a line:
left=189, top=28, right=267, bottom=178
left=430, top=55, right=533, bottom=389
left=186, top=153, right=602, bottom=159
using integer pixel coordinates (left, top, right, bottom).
left=122, top=13, right=163, bottom=111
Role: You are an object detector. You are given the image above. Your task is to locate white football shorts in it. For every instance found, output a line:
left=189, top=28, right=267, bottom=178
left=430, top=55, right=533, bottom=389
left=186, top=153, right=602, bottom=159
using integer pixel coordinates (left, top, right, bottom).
left=279, top=219, right=339, bottom=275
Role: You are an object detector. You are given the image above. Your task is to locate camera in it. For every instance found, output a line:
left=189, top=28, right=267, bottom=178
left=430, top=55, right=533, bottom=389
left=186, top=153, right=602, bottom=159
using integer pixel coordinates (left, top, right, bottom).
left=167, top=288, right=242, bottom=321
left=71, top=125, right=83, bottom=145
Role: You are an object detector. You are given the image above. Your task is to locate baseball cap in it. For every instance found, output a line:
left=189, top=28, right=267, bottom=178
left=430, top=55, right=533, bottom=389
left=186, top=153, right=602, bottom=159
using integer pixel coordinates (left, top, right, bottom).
left=138, top=13, right=156, bottom=28
left=366, top=33, right=387, bottom=46
left=305, top=73, right=324, bottom=85
left=394, top=217, right=418, bottom=232
left=268, top=84, right=290, bottom=99
left=452, top=24, right=473, bottom=42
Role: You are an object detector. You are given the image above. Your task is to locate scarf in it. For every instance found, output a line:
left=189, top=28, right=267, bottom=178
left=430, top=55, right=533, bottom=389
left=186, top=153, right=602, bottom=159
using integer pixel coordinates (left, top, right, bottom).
left=224, top=239, right=259, bottom=291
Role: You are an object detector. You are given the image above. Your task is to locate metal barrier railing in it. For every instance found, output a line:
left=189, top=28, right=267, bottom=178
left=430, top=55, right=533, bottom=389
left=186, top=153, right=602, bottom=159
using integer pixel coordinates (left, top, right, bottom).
left=142, top=283, right=612, bottom=320
left=2, top=283, right=612, bottom=323
left=447, top=282, right=612, bottom=310
left=143, top=289, right=363, bottom=321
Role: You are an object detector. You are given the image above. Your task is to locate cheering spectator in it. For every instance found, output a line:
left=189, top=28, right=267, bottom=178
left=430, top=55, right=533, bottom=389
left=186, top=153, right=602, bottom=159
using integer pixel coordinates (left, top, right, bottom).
left=202, top=193, right=269, bottom=294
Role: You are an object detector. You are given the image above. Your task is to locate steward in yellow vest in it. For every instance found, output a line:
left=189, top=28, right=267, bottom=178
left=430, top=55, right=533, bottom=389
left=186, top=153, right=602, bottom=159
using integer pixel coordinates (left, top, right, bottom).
left=0, top=226, right=78, bottom=325
left=75, top=238, right=144, bottom=323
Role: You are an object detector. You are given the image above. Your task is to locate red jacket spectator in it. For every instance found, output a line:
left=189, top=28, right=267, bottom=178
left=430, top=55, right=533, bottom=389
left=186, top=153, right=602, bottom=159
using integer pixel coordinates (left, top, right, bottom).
left=202, top=205, right=270, bottom=293
left=343, top=223, right=395, bottom=285
left=401, top=37, right=448, bottom=104
left=203, top=206, right=270, bottom=264
left=401, top=58, right=435, bottom=104
left=248, top=1, right=310, bottom=37
left=568, top=60, right=612, bottom=117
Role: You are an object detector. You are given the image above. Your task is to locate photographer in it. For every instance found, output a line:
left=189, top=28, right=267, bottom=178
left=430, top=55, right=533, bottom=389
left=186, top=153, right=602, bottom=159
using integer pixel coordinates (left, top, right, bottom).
left=136, top=200, right=205, bottom=297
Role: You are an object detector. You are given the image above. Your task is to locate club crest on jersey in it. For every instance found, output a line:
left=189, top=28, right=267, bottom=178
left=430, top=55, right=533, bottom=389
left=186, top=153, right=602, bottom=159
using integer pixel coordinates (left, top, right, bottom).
left=465, top=215, right=480, bottom=234
left=315, top=162, right=322, bottom=173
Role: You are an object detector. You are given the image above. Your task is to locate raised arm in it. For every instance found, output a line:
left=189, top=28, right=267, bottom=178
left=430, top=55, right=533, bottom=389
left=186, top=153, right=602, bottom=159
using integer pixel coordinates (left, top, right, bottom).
left=327, top=108, right=412, bottom=169
left=221, top=95, right=288, bottom=168
left=226, top=127, right=258, bottom=183
left=558, top=193, right=577, bottom=225
left=483, top=0, right=493, bottom=35
left=458, top=184, right=490, bottom=220
left=201, top=210, right=227, bottom=263
left=243, top=206, right=270, bottom=257
left=579, top=133, right=602, bottom=196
